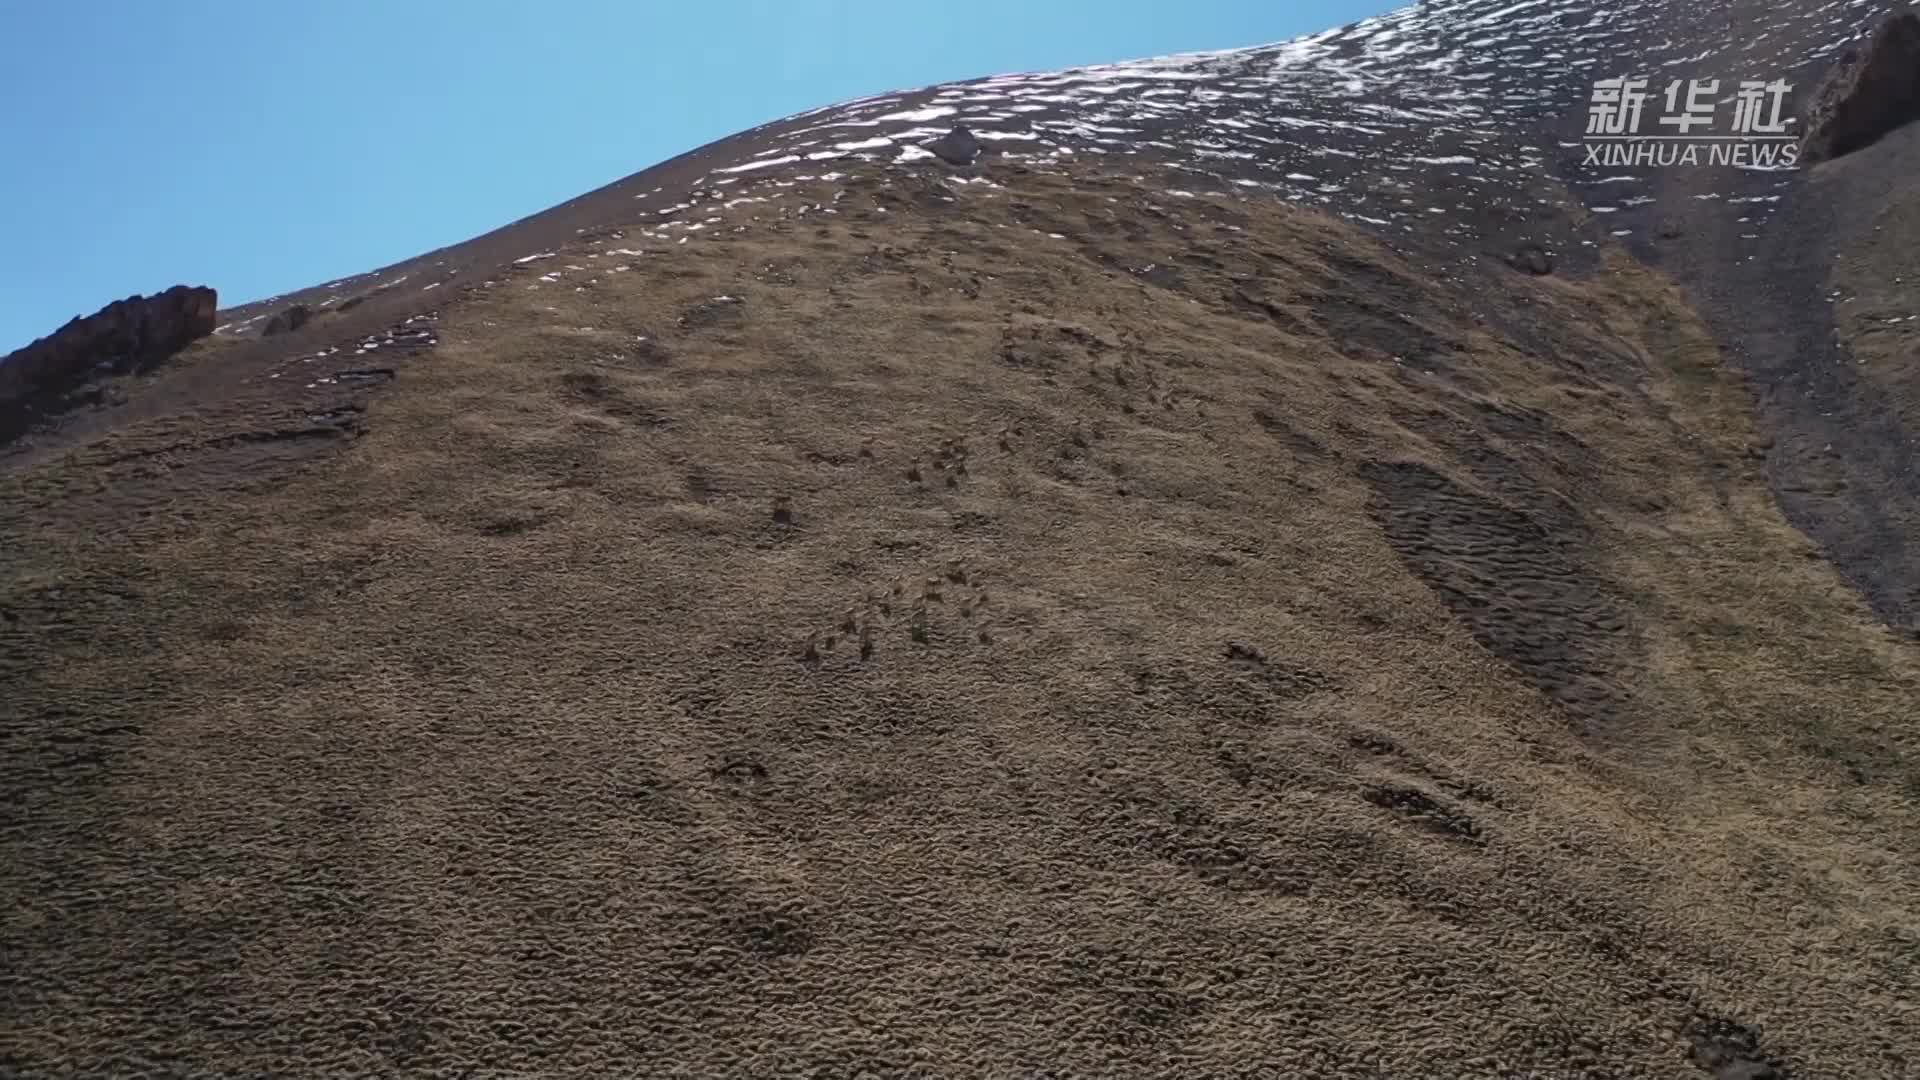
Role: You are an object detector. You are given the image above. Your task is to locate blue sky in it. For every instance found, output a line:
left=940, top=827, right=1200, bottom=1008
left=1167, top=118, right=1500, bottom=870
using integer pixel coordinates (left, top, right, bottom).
left=0, top=0, right=1394, bottom=353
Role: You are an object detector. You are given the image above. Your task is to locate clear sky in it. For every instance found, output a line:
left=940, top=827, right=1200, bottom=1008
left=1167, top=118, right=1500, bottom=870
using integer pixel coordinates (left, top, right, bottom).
left=0, top=0, right=1395, bottom=353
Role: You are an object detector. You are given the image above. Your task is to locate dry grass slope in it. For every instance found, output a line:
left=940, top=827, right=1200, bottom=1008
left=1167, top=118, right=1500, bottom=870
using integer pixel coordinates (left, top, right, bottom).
left=3, top=161, right=1918, bottom=1078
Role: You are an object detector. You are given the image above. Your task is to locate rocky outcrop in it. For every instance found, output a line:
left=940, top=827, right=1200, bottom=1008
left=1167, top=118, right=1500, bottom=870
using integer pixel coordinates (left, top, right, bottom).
left=0, top=285, right=218, bottom=444
left=1800, top=11, right=1920, bottom=163
left=262, top=303, right=313, bottom=336
left=926, top=124, right=982, bottom=166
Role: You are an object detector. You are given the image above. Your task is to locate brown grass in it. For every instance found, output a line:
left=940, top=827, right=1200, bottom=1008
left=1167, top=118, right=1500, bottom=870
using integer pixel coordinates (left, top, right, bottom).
left=3, top=161, right=1917, bottom=1077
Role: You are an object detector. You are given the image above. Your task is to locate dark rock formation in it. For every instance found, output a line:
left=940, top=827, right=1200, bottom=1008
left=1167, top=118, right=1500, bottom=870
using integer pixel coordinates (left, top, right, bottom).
left=262, top=303, right=313, bottom=336
left=926, top=124, right=982, bottom=166
left=0, top=285, right=217, bottom=444
left=1800, top=11, right=1920, bottom=163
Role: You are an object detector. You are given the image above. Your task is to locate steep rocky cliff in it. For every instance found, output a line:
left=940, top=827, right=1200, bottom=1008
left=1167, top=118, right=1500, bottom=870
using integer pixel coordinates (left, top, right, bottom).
left=1800, top=11, right=1920, bottom=163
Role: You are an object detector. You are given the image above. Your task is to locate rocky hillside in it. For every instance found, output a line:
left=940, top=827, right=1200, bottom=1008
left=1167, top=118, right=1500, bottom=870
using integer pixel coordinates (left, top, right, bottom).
left=4, top=1, right=1919, bottom=1077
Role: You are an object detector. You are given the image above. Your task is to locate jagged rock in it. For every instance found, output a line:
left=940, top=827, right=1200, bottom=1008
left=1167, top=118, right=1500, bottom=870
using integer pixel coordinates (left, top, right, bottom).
left=1800, top=12, right=1920, bottom=163
left=0, top=285, right=217, bottom=443
left=926, top=124, right=982, bottom=166
left=262, top=303, right=313, bottom=336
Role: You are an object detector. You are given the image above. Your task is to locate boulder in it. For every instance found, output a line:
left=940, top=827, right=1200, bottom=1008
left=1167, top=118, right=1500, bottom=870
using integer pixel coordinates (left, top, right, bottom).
left=1800, top=12, right=1920, bottom=163
left=262, top=303, right=313, bottom=336
left=926, top=124, right=982, bottom=166
left=0, top=284, right=218, bottom=442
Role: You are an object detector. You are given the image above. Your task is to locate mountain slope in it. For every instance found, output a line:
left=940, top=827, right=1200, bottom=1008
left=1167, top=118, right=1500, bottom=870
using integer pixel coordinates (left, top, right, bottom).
left=5, top=2, right=1920, bottom=1077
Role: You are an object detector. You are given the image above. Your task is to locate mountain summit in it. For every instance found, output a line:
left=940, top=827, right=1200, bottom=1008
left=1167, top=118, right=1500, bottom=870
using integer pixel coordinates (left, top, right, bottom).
left=5, top=1, right=1920, bottom=1076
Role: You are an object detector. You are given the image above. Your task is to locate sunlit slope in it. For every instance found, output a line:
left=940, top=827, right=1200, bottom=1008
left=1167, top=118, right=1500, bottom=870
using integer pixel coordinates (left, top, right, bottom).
left=4, top=160, right=1916, bottom=1077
